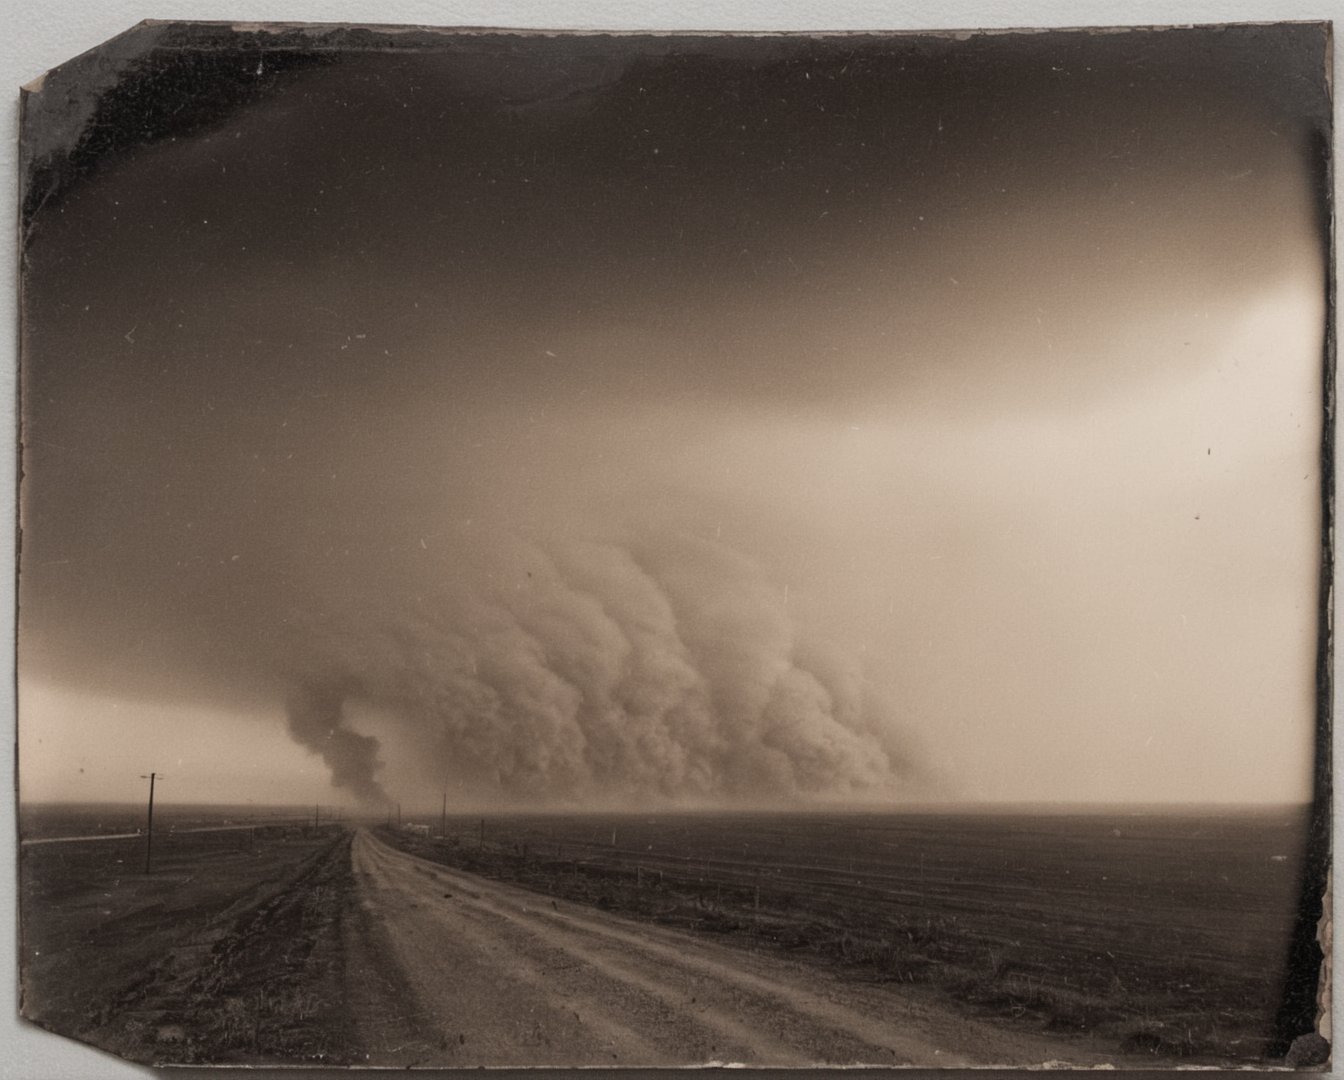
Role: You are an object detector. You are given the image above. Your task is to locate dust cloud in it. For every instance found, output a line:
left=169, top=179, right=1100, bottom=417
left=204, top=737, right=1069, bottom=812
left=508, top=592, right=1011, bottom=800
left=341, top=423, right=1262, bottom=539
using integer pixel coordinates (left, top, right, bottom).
left=281, top=529, right=918, bottom=807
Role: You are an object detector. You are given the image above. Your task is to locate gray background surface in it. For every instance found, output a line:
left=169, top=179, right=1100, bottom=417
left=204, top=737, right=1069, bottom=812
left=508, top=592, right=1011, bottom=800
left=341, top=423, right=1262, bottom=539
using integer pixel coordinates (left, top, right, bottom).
left=5, top=1, right=1338, bottom=1077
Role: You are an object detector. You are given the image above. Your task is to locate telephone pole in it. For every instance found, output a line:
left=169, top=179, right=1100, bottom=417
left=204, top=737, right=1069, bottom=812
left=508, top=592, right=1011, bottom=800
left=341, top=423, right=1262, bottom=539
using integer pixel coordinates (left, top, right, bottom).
left=140, top=772, right=162, bottom=874
left=440, top=790, right=447, bottom=839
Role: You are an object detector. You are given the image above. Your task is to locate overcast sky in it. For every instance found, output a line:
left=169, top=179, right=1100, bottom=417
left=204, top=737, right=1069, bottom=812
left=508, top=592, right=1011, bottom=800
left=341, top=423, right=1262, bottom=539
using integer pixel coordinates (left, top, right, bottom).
left=18, top=24, right=1330, bottom=809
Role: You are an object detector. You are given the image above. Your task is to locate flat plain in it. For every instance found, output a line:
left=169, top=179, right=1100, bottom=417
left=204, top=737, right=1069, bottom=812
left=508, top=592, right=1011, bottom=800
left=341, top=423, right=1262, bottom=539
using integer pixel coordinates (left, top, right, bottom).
left=381, top=807, right=1309, bottom=1062
left=17, top=803, right=1312, bottom=1066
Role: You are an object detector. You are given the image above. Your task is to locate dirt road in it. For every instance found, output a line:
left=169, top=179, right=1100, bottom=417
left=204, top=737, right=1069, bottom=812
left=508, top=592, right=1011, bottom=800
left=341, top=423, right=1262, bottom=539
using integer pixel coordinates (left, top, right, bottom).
left=344, top=828, right=1116, bottom=1067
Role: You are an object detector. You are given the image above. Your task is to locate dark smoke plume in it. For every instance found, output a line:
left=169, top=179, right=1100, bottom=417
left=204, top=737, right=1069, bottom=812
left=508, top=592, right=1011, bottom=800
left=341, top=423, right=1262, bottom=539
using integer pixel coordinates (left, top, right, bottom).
left=284, top=683, right=389, bottom=805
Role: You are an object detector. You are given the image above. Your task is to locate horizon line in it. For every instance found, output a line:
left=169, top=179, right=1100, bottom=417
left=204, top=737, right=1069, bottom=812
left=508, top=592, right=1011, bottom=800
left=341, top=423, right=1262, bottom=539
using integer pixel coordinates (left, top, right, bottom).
left=16, top=797, right=1314, bottom=813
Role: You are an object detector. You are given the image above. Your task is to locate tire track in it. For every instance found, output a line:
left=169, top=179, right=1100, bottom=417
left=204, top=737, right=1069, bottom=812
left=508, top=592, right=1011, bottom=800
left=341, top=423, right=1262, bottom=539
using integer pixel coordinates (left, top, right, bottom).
left=393, top=847, right=934, bottom=1062
left=349, top=828, right=971, bottom=1065
left=357, top=836, right=805, bottom=1064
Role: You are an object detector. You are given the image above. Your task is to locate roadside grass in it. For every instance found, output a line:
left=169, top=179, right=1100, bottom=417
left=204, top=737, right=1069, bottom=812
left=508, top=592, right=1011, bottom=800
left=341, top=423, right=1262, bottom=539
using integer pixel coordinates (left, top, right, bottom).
left=99, top=833, right=355, bottom=1065
left=21, top=826, right=356, bottom=1065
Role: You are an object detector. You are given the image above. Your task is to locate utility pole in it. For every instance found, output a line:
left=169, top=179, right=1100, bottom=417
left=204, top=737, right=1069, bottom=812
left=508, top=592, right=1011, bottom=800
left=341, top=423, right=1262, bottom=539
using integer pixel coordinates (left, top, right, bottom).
left=140, top=772, right=162, bottom=875
left=396, top=802, right=401, bottom=828
left=441, top=790, right=447, bottom=839
left=314, top=804, right=319, bottom=828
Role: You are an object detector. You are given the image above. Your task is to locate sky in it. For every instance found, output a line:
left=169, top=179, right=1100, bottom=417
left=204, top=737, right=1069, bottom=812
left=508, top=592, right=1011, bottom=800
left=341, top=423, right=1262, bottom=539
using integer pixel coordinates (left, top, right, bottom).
left=17, top=24, right=1331, bottom=810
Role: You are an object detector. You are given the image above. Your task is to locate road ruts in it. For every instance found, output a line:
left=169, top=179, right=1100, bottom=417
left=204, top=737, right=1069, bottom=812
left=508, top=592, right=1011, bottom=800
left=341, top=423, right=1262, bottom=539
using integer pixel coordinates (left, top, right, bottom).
left=345, top=827, right=1118, bottom=1068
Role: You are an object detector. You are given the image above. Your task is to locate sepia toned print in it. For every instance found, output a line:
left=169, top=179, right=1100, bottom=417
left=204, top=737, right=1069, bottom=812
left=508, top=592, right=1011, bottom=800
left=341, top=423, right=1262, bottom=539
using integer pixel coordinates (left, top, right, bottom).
left=16, top=21, right=1331, bottom=1068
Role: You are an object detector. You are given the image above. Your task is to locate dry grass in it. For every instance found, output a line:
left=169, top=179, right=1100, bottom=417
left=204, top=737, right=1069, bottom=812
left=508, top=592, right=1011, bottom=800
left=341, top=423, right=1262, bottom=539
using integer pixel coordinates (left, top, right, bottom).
left=20, top=825, right=356, bottom=1065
